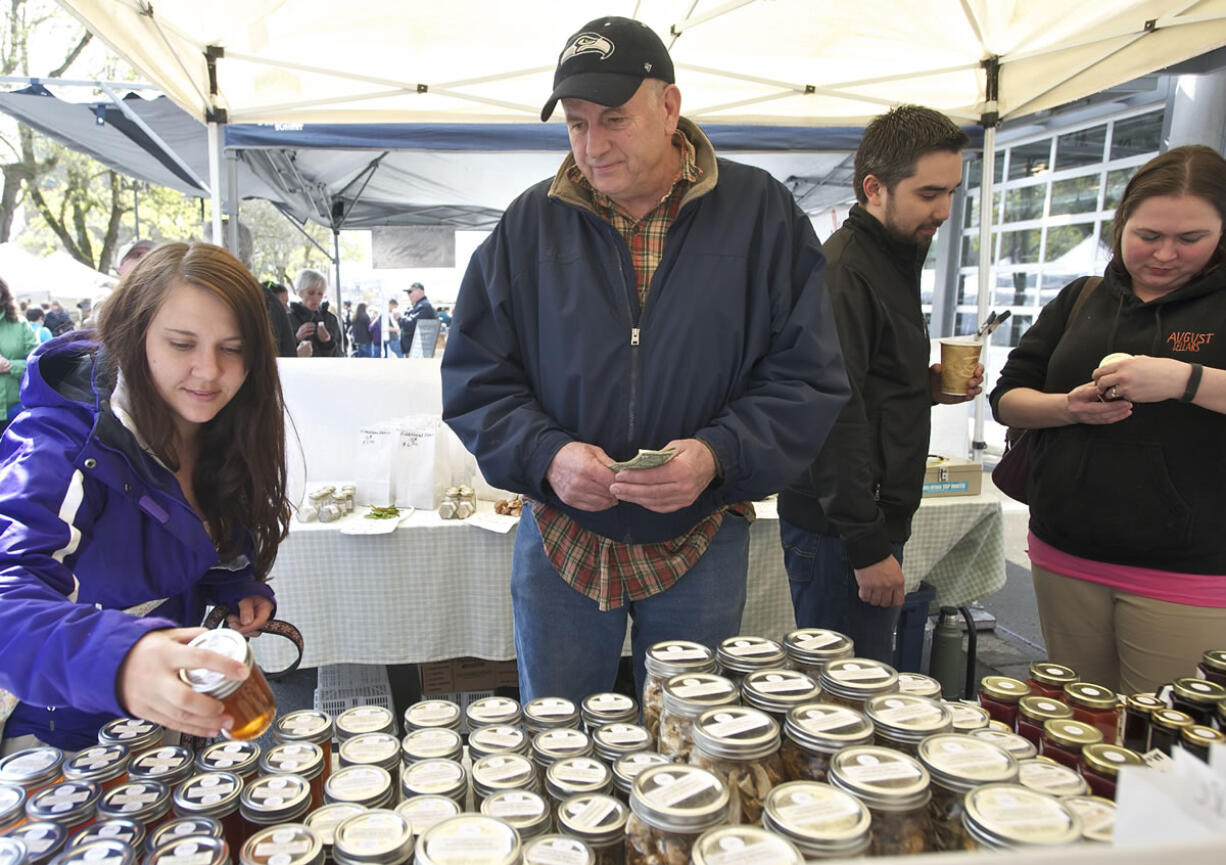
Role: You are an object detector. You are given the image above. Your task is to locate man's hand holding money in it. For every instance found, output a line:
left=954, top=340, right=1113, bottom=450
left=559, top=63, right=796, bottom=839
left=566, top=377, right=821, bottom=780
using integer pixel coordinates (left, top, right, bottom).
left=546, top=442, right=618, bottom=511
left=610, top=439, right=717, bottom=514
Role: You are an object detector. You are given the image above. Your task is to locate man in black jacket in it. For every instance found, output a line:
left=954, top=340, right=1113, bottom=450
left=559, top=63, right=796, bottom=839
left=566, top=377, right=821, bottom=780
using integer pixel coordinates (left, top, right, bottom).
left=777, top=105, right=980, bottom=662
left=399, top=282, right=437, bottom=356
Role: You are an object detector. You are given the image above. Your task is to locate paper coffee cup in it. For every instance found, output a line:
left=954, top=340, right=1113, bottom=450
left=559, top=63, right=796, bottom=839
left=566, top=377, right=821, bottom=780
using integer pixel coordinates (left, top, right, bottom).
left=939, top=337, right=983, bottom=395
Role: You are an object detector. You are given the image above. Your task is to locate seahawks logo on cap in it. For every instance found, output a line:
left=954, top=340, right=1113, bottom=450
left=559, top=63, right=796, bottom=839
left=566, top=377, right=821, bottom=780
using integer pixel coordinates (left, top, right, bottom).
left=560, top=33, right=614, bottom=64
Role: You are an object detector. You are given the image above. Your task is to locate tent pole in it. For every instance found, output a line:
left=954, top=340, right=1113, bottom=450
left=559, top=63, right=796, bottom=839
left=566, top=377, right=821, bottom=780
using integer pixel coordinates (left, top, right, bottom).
left=207, top=121, right=223, bottom=254
left=972, top=57, right=1000, bottom=462
left=332, top=227, right=343, bottom=352
left=225, top=150, right=240, bottom=258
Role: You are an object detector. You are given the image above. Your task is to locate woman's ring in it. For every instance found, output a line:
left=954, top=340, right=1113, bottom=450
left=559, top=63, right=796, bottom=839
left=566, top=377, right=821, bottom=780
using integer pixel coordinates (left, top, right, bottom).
left=1109, top=385, right=1120, bottom=400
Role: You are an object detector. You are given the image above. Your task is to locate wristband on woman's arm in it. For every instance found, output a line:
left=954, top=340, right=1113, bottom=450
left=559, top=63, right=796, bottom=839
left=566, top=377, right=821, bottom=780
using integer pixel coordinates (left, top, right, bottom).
left=1181, top=363, right=1204, bottom=403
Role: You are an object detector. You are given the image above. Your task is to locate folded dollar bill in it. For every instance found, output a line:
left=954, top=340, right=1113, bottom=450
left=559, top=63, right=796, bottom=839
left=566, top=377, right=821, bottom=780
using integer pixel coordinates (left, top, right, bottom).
left=608, top=448, right=678, bottom=472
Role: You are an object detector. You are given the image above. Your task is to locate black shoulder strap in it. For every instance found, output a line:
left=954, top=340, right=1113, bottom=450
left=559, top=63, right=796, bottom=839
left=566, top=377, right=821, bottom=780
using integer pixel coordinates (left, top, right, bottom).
left=1064, top=275, right=1102, bottom=334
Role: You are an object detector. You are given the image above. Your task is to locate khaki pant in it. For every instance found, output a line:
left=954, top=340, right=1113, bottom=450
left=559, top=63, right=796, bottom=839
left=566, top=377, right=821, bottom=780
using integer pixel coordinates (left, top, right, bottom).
left=1031, top=562, right=1226, bottom=694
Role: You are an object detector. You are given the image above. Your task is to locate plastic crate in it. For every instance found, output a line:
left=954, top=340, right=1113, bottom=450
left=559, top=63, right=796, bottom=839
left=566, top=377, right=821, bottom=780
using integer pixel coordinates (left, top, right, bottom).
left=316, top=663, right=391, bottom=693
left=313, top=663, right=396, bottom=727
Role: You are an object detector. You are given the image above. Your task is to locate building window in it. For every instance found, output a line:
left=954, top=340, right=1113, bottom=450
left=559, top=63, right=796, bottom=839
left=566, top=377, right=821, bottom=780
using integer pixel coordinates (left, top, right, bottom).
left=1111, top=111, right=1163, bottom=160
left=1055, top=125, right=1107, bottom=170
left=1008, top=139, right=1052, bottom=179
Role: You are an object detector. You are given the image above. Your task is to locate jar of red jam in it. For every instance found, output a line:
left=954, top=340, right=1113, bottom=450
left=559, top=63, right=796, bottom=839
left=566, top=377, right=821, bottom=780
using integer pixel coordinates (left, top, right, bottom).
left=1026, top=663, right=1078, bottom=701
left=62, top=745, right=130, bottom=793
left=196, top=741, right=261, bottom=784
left=69, top=817, right=146, bottom=852
left=147, top=834, right=229, bottom=865
left=23, top=780, right=100, bottom=835
left=1079, top=743, right=1143, bottom=801
left=977, top=677, right=1029, bottom=727
left=1062, top=683, right=1119, bottom=744
left=98, top=720, right=163, bottom=758
left=1016, top=697, right=1073, bottom=747
left=1122, top=694, right=1163, bottom=752
left=1040, top=720, right=1102, bottom=770
left=334, top=706, right=396, bottom=743
left=1198, top=650, right=1226, bottom=688
left=96, top=780, right=172, bottom=832
left=128, top=747, right=194, bottom=795
left=5, top=821, right=67, bottom=865
left=181, top=629, right=276, bottom=741
left=0, top=782, right=28, bottom=833
left=1170, top=678, right=1226, bottom=728
left=173, top=772, right=244, bottom=859
left=1180, top=724, right=1226, bottom=762
left=1149, top=709, right=1194, bottom=756
left=260, top=742, right=325, bottom=812
left=145, top=816, right=223, bottom=855
left=0, top=748, right=64, bottom=795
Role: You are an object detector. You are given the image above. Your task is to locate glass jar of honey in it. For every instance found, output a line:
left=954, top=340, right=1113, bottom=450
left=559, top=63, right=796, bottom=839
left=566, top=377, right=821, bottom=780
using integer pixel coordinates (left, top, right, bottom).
left=181, top=629, right=276, bottom=741
left=98, top=719, right=163, bottom=758
left=238, top=774, right=311, bottom=831
left=580, top=694, right=637, bottom=732
left=1198, top=650, right=1226, bottom=688
left=1062, top=683, right=1119, bottom=743
left=779, top=703, right=875, bottom=784
left=977, top=677, right=1029, bottom=727
left=303, top=802, right=364, bottom=865
left=1122, top=693, right=1163, bottom=752
left=467, top=697, right=524, bottom=731
left=5, top=821, right=67, bottom=865
left=479, top=790, right=552, bottom=843
left=97, top=779, right=172, bottom=831
left=761, top=780, right=871, bottom=860
left=239, top=824, right=323, bottom=865
left=338, top=733, right=401, bottom=794
left=591, top=723, right=652, bottom=766
left=1180, top=724, right=1226, bottom=762
left=332, top=809, right=415, bottom=865
left=62, top=745, right=130, bottom=793
left=524, top=698, right=582, bottom=734
left=782, top=629, right=855, bottom=677
left=145, top=816, right=223, bottom=855
left=1079, top=743, right=1143, bottom=801
left=0, top=748, right=64, bottom=795
left=1016, top=696, right=1074, bottom=747
left=403, top=700, right=462, bottom=734
left=69, top=816, right=146, bottom=852
left=272, top=711, right=335, bottom=790
left=400, top=758, right=467, bottom=807
left=1149, top=708, right=1194, bottom=756
left=147, top=834, right=229, bottom=865
left=261, top=742, right=325, bottom=811
left=128, top=746, right=194, bottom=794
left=196, top=741, right=261, bottom=783
left=402, top=727, right=465, bottom=765
left=1040, top=720, right=1103, bottom=769
left=1170, top=678, right=1226, bottom=728
left=335, top=705, right=396, bottom=743
left=1026, top=663, right=1078, bottom=700
left=818, top=658, right=899, bottom=711
left=394, top=795, right=461, bottom=837
left=715, top=635, right=788, bottom=687
left=741, top=669, right=822, bottom=726
left=1015, top=758, right=1087, bottom=798
left=641, top=641, right=716, bottom=742
left=172, top=772, right=244, bottom=859
left=24, top=780, right=100, bottom=835
left=0, top=782, right=27, bottom=833
left=466, top=726, right=528, bottom=761
left=946, top=701, right=992, bottom=733
left=324, top=766, right=395, bottom=810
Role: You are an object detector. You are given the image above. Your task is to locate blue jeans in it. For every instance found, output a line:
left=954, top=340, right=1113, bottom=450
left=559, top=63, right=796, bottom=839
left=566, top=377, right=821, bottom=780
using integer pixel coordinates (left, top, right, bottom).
left=779, top=519, right=903, bottom=664
left=511, top=508, right=749, bottom=704
left=354, top=343, right=374, bottom=357
left=385, top=340, right=403, bottom=358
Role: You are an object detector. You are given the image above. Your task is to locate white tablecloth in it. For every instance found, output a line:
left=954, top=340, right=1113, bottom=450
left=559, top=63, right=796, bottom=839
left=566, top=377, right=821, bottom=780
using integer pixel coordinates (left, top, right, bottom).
left=252, top=493, right=1004, bottom=671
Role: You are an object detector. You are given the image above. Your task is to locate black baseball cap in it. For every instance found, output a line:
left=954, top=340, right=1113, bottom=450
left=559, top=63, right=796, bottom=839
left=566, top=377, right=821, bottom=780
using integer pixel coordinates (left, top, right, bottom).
left=541, top=16, right=674, bottom=121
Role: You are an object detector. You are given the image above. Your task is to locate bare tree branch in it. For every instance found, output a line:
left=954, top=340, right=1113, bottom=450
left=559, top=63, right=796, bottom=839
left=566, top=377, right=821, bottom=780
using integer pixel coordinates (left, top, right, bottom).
left=48, top=31, right=92, bottom=78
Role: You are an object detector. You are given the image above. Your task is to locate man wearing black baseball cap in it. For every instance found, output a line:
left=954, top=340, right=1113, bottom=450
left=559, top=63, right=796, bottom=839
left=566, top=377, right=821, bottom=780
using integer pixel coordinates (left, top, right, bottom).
left=399, top=281, right=436, bottom=356
left=442, top=16, right=848, bottom=704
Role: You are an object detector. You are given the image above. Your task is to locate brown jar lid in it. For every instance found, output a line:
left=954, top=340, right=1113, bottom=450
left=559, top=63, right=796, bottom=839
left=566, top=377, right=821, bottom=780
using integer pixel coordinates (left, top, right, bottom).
left=1027, top=663, right=1078, bottom=687
left=978, top=676, right=1029, bottom=704
left=1063, top=682, right=1118, bottom=710
left=1017, top=695, right=1074, bottom=723
left=1171, top=678, right=1226, bottom=706
left=1181, top=724, right=1226, bottom=748
left=1124, top=693, right=1164, bottom=715
left=1042, top=719, right=1103, bottom=749
left=1150, top=708, right=1194, bottom=732
left=1081, top=743, right=1143, bottom=777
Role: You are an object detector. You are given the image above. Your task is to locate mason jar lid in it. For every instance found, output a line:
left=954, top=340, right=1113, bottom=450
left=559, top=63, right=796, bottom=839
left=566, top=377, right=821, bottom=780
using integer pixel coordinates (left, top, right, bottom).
left=1042, top=720, right=1103, bottom=749
left=1081, top=743, right=1143, bottom=777
left=782, top=629, right=854, bottom=667
left=70, top=817, right=145, bottom=852
left=610, top=752, right=670, bottom=796
left=0, top=782, right=26, bottom=829
left=335, top=706, right=396, bottom=741
left=979, top=676, right=1029, bottom=704
left=1172, top=677, right=1226, bottom=706
left=628, top=764, right=728, bottom=834
left=1201, top=649, right=1226, bottom=674
left=466, top=726, right=527, bottom=760
left=98, top=719, right=162, bottom=753
left=1124, top=693, right=1164, bottom=715
left=643, top=641, right=716, bottom=678
left=63, top=745, right=130, bottom=786
left=761, top=780, right=871, bottom=858
left=238, top=773, right=312, bottom=823
left=25, top=781, right=100, bottom=826
left=661, top=673, right=739, bottom=717
left=716, top=636, right=787, bottom=673
left=556, top=793, right=627, bottom=846
left=273, top=710, right=334, bottom=745
left=332, top=809, right=414, bottom=865
left=690, top=825, right=803, bottom=865
left=479, top=791, right=551, bottom=840
left=339, top=733, right=401, bottom=772
left=1028, top=663, right=1078, bottom=687
left=865, top=695, right=952, bottom=743
left=520, top=835, right=594, bottom=865
left=1063, top=795, right=1116, bottom=844
left=827, top=746, right=930, bottom=811
left=394, top=796, right=461, bottom=836
left=128, top=746, right=194, bottom=787
left=402, top=728, right=465, bottom=764
left=98, top=780, right=171, bottom=823
left=1062, top=682, right=1118, bottom=711
left=172, top=772, right=241, bottom=818
left=917, top=734, right=1018, bottom=792
left=327, top=766, right=395, bottom=808
left=403, top=701, right=461, bottom=732
left=147, top=836, right=228, bottom=865
left=690, top=706, right=780, bottom=761
left=145, top=817, right=222, bottom=854
left=51, top=838, right=136, bottom=865
left=180, top=630, right=252, bottom=700
left=196, top=741, right=260, bottom=776
left=398, top=761, right=463, bottom=801
left=303, top=803, right=366, bottom=854
left=1150, top=708, right=1195, bottom=732
left=0, top=836, right=26, bottom=865
left=818, top=659, right=899, bottom=700
left=413, top=815, right=521, bottom=865
left=523, top=698, right=580, bottom=732
left=239, top=824, right=323, bottom=865
left=963, top=784, right=1081, bottom=848
left=897, top=673, right=942, bottom=698
left=969, top=729, right=1037, bottom=760
left=545, top=758, right=611, bottom=801
left=532, top=729, right=592, bottom=766
left=783, top=703, right=873, bottom=753
left=6, top=821, right=67, bottom=865
left=1016, top=759, right=1088, bottom=797
left=1017, top=696, right=1074, bottom=724
left=592, top=723, right=651, bottom=761
left=580, top=693, right=637, bottom=728
left=0, top=748, right=65, bottom=789
left=742, top=670, right=821, bottom=713
left=260, top=742, right=324, bottom=781
left=465, top=698, right=522, bottom=729
left=470, top=754, right=537, bottom=797
left=946, top=701, right=992, bottom=732
left=1182, top=724, right=1226, bottom=748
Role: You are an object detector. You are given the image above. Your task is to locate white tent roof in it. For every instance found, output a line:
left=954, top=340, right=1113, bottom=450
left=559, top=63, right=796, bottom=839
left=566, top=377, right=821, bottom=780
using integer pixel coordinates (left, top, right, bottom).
left=0, top=243, right=116, bottom=305
left=57, top=1, right=1226, bottom=127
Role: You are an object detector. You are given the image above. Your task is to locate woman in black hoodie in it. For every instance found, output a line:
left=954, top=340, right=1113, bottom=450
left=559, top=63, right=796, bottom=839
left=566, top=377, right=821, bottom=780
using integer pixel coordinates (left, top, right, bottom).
left=991, top=145, right=1226, bottom=694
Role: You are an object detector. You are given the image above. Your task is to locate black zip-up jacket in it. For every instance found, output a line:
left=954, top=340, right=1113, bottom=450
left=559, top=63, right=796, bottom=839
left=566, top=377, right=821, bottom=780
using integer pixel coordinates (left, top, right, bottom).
left=778, top=205, right=932, bottom=569
left=990, top=264, right=1226, bottom=574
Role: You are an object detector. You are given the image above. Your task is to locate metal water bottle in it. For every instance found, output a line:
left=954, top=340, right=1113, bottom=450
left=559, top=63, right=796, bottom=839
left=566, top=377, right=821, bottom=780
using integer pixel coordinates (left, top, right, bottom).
left=930, top=607, right=964, bottom=699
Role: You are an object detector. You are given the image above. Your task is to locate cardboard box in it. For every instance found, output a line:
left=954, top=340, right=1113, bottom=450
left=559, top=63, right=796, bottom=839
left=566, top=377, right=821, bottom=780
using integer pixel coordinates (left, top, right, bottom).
left=418, top=657, right=518, bottom=696
left=922, top=456, right=982, bottom=498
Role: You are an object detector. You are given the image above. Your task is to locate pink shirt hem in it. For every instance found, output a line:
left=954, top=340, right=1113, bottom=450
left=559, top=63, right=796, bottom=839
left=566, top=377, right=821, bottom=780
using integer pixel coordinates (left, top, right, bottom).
left=1028, top=531, right=1226, bottom=608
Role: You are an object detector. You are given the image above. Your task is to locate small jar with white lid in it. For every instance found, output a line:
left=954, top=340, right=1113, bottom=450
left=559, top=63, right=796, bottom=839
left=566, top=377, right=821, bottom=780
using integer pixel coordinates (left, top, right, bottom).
left=98, top=719, right=163, bottom=758
left=71, top=817, right=146, bottom=853
left=818, top=659, right=899, bottom=711
left=398, top=760, right=464, bottom=808
left=556, top=793, right=627, bottom=865
left=544, top=758, right=612, bottom=818
left=740, top=669, right=821, bottom=725
left=96, top=779, right=172, bottom=831
left=394, top=796, right=460, bottom=837
left=521, top=835, right=593, bottom=865
left=917, top=733, right=1018, bottom=851
left=580, top=694, right=638, bottom=732
left=471, top=754, right=539, bottom=810
left=401, top=727, right=464, bottom=765
left=531, top=729, right=593, bottom=789
left=686, top=706, right=785, bottom=825
left=239, top=824, right=323, bottom=865
left=272, top=711, right=335, bottom=792
left=146, top=834, right=228, bottom=865
left=609, top=753, right=670, bottom=805
left=5, top=820, right=67, bottom=865
left=260, top=742, right=326, bottom=810
left=466, top=697, right=523, bottom=731
left=591, top=724, right=652, bottom=765
left=827, top=746, right=932, bottom=855
left=62, top=744, right=130, bottom=793
left=24, top=780, right=100, bottom=835
left=331, top=809, right=414, bottom=865
left=1063, top=795, right=1115, bottom=843
left=779, top=703, right=873, bottom=783
left=144, top=816, right=222, bottom=855
left=128, top=746, right=194, bottom=793
left=658, top=673, right=739, bottom=762
left=413, top=815, right=521, bottom=865
left=0, top=748, right=64, bottom=795
left=781, top=629, right=854, bottom=677
left=468, top=726, right=529, bottom=761
left=523, top=698, right=581, bottom=734
left=961, top=783, right=1082, bottom=850
left=335, top=706, right=396, bottom=743
left=53, top=837, right=137, bottom=865
left=715, top=636, right=787, bottom=687
left=968, top=728, right=1037, bottom=760
left=196, top=742, right=260, bottom=784
left=641, top=642, right=716, bottom=742
left=762, top=780, right=871, bottom=860
left=690, top=825, right=803, bottom=865
left=171, top=772, right=244, bottom=860
left=303, top=802, right=365, bottom=865
left=326, top=766, right=395, bottom=810
left=339, top=733, right=402, bottom=794
left=238, top=774, right=312, bottom=829
left=479, top=790, right=552, bottom=842
left=402, top=701, right=461, bottom=735
left=625, top=764, right=728, bottom=865
left=864, top=694, right=953, bottom=755
left=1015, top=758, right=1088, bottom=798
